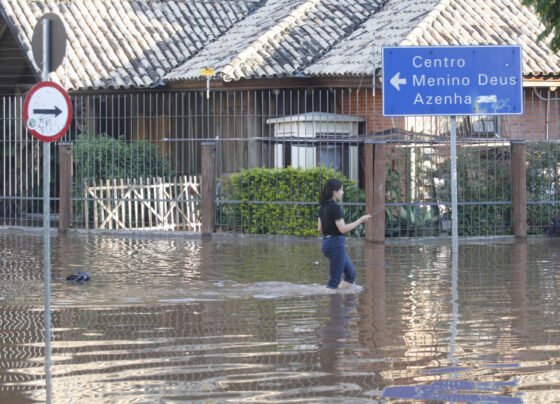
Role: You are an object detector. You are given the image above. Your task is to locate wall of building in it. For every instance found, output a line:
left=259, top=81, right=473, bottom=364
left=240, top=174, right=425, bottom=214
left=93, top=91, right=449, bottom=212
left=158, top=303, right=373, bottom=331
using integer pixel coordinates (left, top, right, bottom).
left=504, top=88, right=560, bottom=141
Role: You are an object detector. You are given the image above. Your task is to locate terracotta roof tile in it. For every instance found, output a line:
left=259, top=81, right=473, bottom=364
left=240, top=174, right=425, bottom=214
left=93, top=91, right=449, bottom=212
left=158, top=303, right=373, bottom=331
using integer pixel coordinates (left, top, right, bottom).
left=307, top=0, right=560, bottom=78
left=0, top=0, right=558, bottom=91
left=407, top=0, right=560, bottom=76
left=0, top=0, right=259, bottom=90
left=165, top=0, right=384, bottom=82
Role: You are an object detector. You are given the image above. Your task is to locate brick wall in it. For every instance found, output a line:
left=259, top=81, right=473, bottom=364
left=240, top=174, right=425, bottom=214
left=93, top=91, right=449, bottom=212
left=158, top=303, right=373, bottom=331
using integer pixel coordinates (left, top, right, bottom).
left=339, top=87, right=406, bottom=135
left=339, top=86, right=559, bottom=141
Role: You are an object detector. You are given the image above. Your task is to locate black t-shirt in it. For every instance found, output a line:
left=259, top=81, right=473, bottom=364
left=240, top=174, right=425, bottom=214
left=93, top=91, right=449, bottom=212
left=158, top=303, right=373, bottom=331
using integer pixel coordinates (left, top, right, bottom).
left=319, top=200, right=344, bottom=236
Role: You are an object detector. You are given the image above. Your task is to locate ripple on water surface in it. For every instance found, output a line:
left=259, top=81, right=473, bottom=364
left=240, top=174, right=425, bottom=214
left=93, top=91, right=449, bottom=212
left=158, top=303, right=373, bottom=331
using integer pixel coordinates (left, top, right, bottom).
left=0, top=232, right=559, bottom=402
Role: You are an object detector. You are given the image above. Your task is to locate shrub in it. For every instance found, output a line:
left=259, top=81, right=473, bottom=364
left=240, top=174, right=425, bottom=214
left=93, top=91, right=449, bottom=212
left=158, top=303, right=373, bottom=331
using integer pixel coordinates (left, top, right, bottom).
left=218, top=167, right=365, bottom=236
left=72, top=134, right=172, bottom=220
left=73, top=134, right=171, bottom=185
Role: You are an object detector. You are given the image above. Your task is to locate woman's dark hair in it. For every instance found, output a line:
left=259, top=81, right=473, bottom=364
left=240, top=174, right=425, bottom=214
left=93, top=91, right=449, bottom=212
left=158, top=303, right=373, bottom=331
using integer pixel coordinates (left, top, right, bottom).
left=319, top=178, right=343, bottom=205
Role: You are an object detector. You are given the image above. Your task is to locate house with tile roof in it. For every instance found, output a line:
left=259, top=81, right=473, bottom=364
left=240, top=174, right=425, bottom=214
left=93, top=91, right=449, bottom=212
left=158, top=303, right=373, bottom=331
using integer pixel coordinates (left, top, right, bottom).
left=0, top=0, right=559, bottom=177
left=2, top=0, right=558, bottom=90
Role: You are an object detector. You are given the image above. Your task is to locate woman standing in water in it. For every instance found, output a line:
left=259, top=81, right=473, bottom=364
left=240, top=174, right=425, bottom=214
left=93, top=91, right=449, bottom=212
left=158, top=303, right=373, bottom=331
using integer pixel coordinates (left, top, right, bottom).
left=318, top=178, right=371, bottom=289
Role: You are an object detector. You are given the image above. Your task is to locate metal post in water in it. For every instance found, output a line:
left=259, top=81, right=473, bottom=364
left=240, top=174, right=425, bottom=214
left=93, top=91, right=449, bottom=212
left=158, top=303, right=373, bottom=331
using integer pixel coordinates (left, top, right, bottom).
left=449, top=247, right=459, bottom=368
left=450, top=116, right=459, bottom=251
left=42, top=17, right=53, bottom=404
left=449, top=116, right=460, bottom=369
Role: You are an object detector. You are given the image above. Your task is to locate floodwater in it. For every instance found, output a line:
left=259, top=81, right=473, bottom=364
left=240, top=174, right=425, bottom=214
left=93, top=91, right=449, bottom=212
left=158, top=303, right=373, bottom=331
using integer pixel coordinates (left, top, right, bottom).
left=0, top=230, right=559, bottom=403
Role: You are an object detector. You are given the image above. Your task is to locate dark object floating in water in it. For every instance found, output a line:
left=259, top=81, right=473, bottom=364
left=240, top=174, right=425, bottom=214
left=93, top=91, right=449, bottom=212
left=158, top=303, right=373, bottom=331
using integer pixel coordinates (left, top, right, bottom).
left=66, top=271, right=90, bottom=282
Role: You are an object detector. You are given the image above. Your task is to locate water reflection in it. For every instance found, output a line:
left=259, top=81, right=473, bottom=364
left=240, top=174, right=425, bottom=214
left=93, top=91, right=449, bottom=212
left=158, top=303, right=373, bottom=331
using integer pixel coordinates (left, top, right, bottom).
left=359, top=243, right=388, bottom=351
left=382, top=379, right=522, bottom=402
left=1, top=231, right=560, bottom=402
left=319, top=294, right=358, bottom=369
left=510, top=239, right=528, bottom=338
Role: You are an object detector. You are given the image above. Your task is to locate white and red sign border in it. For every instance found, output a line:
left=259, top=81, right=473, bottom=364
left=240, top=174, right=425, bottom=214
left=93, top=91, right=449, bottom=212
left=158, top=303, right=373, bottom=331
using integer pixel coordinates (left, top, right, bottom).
left=23, top=81, right=73, bottom=142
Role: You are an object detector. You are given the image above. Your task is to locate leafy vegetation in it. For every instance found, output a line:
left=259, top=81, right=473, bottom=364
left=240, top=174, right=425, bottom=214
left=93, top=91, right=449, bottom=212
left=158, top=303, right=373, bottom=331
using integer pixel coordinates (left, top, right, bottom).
left=526, top=142, right=560, bottom=234
left=217, top=166, right=364, bottom=236
left=385, top=145, right=513, bottom=237
left=69, top=136, right=560, bottom=237
left=72, top=134, right=172, bottom=219
left=455, top=147, right=512, bottom=236
left=73, top=134, right=171, bottom=186
left=523, top=0, right=560, bottom=52
left=385, top=152, right=441, bottom=237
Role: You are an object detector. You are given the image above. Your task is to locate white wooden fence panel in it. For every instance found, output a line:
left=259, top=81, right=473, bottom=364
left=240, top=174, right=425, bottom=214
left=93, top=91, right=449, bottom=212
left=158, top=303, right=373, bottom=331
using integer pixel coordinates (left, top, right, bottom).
left=84, top=176, right=201, bottom=231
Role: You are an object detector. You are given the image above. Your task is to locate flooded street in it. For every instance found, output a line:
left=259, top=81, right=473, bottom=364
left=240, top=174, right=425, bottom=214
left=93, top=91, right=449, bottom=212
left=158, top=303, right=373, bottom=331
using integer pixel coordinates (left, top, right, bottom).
left=1, top=230, right=559, bottom=403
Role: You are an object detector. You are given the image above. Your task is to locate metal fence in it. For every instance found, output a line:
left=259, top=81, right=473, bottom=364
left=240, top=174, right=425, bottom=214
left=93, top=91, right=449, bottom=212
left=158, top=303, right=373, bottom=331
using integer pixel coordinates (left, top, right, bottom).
left=1, top=87, right=559, bottom=236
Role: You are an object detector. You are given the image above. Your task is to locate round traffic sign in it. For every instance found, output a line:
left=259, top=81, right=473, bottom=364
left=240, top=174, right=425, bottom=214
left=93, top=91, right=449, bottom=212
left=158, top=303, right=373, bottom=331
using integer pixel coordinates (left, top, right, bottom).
left=32, top=13, right=67, bottom=73
left=24, top=81, right=73, bottom=142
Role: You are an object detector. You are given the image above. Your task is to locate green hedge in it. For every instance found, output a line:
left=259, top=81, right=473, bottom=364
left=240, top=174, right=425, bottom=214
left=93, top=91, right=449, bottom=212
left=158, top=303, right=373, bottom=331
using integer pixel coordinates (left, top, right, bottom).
left=72, top=134, right=172, bottom=220
left=73, top=134, right=171, bottom=185
left=218, top=167, right=365, bottom=236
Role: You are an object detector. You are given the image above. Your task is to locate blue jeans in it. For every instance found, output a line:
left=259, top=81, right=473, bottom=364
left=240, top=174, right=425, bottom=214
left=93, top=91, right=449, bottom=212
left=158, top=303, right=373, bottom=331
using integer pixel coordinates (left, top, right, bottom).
left=322, top=235, right=356, bottom=288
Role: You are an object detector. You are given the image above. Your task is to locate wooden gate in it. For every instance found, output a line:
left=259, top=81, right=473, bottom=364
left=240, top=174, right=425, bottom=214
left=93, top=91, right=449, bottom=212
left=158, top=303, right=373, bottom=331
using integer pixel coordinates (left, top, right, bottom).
left=84, top=176, right=201, bottom=231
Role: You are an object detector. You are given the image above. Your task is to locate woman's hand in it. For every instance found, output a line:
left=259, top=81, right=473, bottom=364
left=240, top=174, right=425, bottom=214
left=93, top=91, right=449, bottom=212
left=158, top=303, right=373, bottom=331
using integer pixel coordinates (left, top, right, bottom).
left=336, top=213, right=372, bottom=234
left=359, top=214, right=372, bottom=224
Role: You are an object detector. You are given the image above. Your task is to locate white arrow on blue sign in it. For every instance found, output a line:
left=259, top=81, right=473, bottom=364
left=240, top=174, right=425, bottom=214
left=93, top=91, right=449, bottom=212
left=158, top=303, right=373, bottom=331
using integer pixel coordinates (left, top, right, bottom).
left=382, top=45, right=523, bottom=116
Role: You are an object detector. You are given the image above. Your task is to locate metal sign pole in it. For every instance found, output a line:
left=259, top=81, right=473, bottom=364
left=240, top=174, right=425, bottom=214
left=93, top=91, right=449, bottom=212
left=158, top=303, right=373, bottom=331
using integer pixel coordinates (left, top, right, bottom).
left=41, top=17, right=53, bottom=404
left=450, top=116, right=459, bottom=251
left=28, top=15, right=69, bottom=401
left=449, top=243, right=459, bottom=369
left=449, top=116, right=459, bottom=373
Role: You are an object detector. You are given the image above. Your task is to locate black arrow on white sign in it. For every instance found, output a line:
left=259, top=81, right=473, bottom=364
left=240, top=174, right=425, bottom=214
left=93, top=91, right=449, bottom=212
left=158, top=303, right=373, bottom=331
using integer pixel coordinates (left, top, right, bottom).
left=33, top=106, right=62, bottom=117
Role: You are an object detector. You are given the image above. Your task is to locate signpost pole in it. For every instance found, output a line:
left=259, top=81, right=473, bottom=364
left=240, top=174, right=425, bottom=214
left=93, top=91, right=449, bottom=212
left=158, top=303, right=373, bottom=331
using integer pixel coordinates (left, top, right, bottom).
left=28, top=16, right=69, bottom=401
left=450, top=116, right=459, bottom=251
left=449, top=116, right=459, bottom=372
left=41, top=17, right=53, bottom=404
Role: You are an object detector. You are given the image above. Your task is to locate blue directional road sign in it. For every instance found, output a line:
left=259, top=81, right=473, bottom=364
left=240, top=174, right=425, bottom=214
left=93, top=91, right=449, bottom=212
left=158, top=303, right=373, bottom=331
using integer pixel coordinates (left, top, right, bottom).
left=382, top=45, right=523, bottom=116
